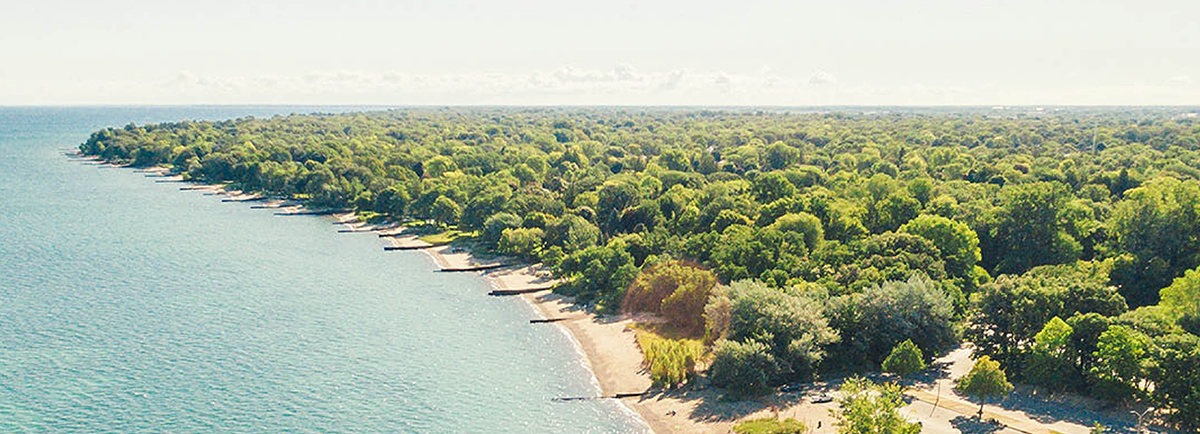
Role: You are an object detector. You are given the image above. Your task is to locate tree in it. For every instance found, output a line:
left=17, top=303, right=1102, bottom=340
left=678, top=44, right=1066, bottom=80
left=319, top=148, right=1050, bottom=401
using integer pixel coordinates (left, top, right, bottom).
left=623, top=262, right=718, bottom=336
left=967, top=262, right=1127, bottom=369
left=1160, top=266, right=1200, bottom=319
left=1089, top=325, right=1149, bottom=402
left=768, top=212, right=824, bottom=251
left=833, top=377, right=921, bottom=434
left=722, top=280, right=838, bottom=381
left=545, top=214, right=600, bottom=252
left=900, top=214, right=981, bottom=282
left=753, top=171, right=797, bottom=203
left=1024, top=316, right=1077, bottom=390
left=430, top=195, right=461, bottom=227
left=553, top=239, right=638, bottom=309
left=1148, top=333, right=1200, bottom=431
left=882, top=339, right=926, bottom=377
left=496, top=227, right=543, bottom=260
left=708, top=339, right=778, bottom=396
left=989, top=182, right=1079, bottom=274
left=481, top=212, right=522, bottom=248
left=828, top=274, right=956, bottom=369
left=956, top=355, right=1014, bottom=417
left=1109, top=177, right=1200, bottom=307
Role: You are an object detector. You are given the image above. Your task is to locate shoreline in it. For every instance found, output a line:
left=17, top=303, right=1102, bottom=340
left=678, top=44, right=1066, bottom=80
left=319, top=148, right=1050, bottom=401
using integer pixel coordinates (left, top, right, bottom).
left=85, top=157, right=730, bottom=433
left=74, top=157, right=1156, bottom=434
left=374, top=224, right=668, bottom=433
left=78, top=157, right=673, bottom=431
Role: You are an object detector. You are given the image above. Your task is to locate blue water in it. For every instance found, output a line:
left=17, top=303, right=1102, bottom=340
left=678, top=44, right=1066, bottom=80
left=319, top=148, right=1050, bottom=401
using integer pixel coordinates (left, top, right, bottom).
left=0, top=107, right=647, bottom=433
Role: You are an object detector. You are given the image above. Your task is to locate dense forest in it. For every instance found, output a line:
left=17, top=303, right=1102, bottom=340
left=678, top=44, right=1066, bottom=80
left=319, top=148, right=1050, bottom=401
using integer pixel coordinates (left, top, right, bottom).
left=81, top=108, right=1200, bottom=429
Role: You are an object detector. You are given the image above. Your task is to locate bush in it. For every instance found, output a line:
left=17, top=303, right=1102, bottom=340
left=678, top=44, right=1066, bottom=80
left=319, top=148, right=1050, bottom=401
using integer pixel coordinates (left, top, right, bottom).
left=882, top=339, right=926, bottom=377
left=623, top=262, right=718, bottom=336
left=733, top=417, right=806, bottom=434
left=708, top=339, right=778, bottom=396
left=717, top=280, right=837, bottom=381
left=482, top=212, right=522, bottom=248
left=497, top=227, right=543, bottom=259
left=635, top=331, right=704, bottom=388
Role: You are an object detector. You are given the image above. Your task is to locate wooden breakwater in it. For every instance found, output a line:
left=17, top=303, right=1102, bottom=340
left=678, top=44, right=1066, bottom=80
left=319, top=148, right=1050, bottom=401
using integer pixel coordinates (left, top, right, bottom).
left=383, top=245, right=433, bottom=251
left=488, top=286, right=553, bottom=296
left=222, top=196, right=265, bottom=203
left=274, top=209, right=348, bottom=216
left=439, top=263, right=508, bottom=273
left=552, top=391, right=651, bottom=402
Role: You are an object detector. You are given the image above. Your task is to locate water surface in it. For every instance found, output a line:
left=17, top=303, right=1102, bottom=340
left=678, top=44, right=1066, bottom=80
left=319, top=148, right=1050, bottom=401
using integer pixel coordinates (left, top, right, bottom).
left=0, top=106, right=647, bottom=433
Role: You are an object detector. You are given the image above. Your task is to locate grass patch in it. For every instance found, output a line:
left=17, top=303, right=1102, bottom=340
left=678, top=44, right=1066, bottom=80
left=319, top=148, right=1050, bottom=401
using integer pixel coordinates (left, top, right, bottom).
left=732, top=418, right=806, bottom=434
left=418, top=229, right=465, bottom=245
left=634, top=329, right=704, bottom=389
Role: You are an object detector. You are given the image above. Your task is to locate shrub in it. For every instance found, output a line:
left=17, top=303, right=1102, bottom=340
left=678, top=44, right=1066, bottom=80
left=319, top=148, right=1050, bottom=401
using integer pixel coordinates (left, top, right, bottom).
left=623, top=262, right=718, bottom=336
left=882, top=339, right=926, bottom=377
left=635, top=331, right=704, bottom=388
left=497, top=227, right=543, bottom=259
left=708, top=339, right=778, bottom=396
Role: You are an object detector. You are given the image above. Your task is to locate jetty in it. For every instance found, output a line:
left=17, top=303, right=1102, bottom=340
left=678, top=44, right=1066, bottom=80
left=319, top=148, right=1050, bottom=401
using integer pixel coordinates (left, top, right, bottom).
left=488, top=286, right=553, bottom=296
left=275, top=209, right=347, bottom=216
left=439, top=263, right=508, bottom=273
left=222, top=196, right=265, bottom=203
left=383, top=244, right=433, bottom=251
left=338, top=227, right=384, bottom=233
left=552, top=391, right=651, bottom=402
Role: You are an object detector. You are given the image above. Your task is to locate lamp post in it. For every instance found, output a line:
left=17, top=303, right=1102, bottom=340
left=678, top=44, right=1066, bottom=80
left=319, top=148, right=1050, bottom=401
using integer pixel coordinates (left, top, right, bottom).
left=1130, top=407, right=1154, bottom=433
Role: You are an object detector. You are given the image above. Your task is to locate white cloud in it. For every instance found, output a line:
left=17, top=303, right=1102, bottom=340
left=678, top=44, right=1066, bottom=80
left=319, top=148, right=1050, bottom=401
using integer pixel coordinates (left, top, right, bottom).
left=807, top=70, right=838, bottom=86
left=4, top=65, right=1199, bottom=106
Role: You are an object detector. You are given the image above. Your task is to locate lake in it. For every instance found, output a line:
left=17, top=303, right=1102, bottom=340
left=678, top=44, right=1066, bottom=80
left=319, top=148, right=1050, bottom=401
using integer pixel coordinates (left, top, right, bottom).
left=0, top=106, right=648, bottom=433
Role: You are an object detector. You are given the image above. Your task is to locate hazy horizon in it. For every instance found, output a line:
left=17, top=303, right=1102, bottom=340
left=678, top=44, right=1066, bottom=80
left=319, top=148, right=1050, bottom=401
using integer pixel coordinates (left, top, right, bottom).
left=4, top=0, right=1198, bottom=106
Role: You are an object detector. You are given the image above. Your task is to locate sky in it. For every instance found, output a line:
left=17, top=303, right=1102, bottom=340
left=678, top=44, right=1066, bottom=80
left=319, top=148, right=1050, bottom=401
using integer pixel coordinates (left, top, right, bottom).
left=1, top=0, right=1198, bottom=106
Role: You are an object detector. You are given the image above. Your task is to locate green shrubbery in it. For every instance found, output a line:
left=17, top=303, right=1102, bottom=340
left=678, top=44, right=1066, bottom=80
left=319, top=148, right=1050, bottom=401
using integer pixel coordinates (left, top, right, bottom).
left=634, top=331, right=703, bottom=388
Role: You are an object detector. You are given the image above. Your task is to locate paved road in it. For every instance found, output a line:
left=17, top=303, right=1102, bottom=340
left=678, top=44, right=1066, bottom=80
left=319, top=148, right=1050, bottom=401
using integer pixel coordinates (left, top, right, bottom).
left=901, top=398, right=1023, bottom=434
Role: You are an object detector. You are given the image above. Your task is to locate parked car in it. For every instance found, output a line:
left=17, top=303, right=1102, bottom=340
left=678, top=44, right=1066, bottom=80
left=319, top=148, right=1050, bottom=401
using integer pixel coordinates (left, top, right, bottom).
left=811, top=394, right=835, bottom=403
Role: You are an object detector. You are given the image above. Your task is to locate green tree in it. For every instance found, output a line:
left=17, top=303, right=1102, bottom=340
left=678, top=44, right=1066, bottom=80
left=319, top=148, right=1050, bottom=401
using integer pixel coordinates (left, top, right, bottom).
left=882, top=339, right=926, bottom=377
left=430, top=195, right=461, bottom=227
left=722, top=280, right=838, bottom=381
left=833, top=377, right=920, bottom=434
left=1089, top=325, right=1149, bottom=402
left=708, top=339, right=778, bottom=396
left=900, top=214, right=981, bottom=282
left=1109, top=177, right=1200, bottom=307
left=956, top=355, right=1014, bottom=417
left=768, top=212, right=824, bottom=251
left=967, top=262, right=1127, bottom=369
left=828, top=275, right=956, bottom=369
left=496, top=227, right=544, bottom=260
left=1024, top=316, right=1077, bottom=390
left=1148, top=333, right=1200, bottom=430
left=989, top=182, right=1080, bottom=274
left=481, top=212, right=522, bottom=248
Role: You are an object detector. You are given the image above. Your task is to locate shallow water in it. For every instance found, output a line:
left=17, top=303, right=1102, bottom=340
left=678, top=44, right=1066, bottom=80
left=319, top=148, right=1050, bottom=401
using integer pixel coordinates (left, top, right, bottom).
left=0, top=107, right=648, bottom=433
